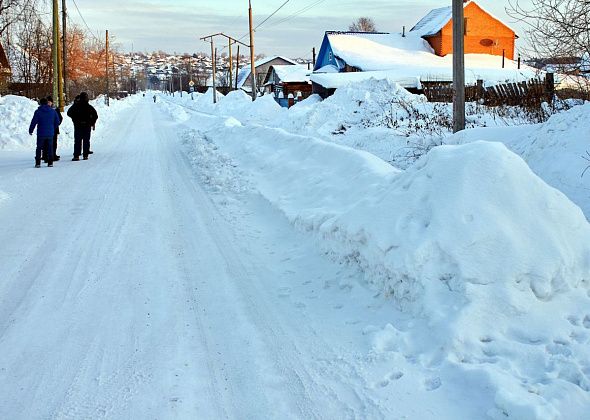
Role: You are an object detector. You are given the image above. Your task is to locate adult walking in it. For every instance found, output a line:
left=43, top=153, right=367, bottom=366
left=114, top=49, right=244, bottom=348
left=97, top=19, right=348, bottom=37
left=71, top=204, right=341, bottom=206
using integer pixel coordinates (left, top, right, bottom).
left=29, top=97, right=61, bottom=168
left=67, top=92, right=98, bottom=161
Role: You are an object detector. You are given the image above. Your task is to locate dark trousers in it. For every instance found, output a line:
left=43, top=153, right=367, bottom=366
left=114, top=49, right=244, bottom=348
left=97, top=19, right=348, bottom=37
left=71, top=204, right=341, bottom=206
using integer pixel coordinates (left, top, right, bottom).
left=40, top=133, right=59, bottom=160
left=53, top=133, right=59, bottom=156
left=74, top=126, right=92, bottom=158
left=36, top=137, right=53, bottom=164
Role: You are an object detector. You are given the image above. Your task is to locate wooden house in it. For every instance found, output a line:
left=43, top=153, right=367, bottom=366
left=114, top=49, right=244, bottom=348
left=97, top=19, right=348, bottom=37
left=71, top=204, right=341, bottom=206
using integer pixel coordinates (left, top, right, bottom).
left=264, top=64, right=312, bottom=107
left=410, top=0, right=517, bottom=60
left=236, top=56, right=298, bottom=93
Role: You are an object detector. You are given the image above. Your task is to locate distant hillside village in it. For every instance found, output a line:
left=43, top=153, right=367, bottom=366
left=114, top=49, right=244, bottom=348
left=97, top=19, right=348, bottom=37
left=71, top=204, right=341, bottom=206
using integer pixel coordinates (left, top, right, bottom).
left=1, top=0, right=588, bottom=105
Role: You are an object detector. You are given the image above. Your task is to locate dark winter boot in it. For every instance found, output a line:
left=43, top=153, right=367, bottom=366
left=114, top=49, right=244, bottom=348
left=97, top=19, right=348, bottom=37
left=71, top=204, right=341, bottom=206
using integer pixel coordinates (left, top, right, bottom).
left=83, top=156, right=88, bottom=160
left=48, top=160, right=53, bottom=167
left=72, top=156, right=80, bottom=161
left=35, top=159, right=41, bottom=168
left=54, top=155, right=60, bottom=161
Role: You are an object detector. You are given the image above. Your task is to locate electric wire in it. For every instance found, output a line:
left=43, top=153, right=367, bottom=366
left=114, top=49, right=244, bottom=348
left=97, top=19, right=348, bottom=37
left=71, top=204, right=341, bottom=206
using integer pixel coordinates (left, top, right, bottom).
left=71, top=0, right=101, bottom=43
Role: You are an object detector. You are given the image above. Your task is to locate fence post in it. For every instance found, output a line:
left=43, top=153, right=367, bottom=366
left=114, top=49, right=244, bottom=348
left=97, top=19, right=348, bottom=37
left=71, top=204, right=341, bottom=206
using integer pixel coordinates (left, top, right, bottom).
left=545, top=73, right=555, bottom=104
left=476, top=79, right=484, bottom=101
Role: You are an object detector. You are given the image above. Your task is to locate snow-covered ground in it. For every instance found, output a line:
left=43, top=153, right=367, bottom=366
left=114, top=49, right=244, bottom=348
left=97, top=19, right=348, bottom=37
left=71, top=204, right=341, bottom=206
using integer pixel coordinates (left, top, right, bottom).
left=1, top=88, right=589, bottom=419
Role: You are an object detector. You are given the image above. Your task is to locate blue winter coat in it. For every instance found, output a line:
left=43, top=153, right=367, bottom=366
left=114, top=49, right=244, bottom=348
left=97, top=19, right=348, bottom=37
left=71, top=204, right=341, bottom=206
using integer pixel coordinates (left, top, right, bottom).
left=29, top=105, right=61, bottom=138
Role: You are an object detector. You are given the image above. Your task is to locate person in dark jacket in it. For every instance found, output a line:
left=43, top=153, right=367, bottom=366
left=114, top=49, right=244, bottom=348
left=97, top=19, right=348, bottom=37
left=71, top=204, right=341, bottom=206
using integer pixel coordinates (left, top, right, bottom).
left=67, top=92, right=98, bottom=161
left=29, top=97, right=61, bottom=168
left=41, top=96, right=63, bottom=162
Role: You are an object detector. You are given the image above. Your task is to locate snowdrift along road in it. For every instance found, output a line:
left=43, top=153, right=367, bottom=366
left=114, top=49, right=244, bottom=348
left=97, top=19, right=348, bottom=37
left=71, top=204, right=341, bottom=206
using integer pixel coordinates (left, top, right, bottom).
left=162, top=86, right=590, bottom=419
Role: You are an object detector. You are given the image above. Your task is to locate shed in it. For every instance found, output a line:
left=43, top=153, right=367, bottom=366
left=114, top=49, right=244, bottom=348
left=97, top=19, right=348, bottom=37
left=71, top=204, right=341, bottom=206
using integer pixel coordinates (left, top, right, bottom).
left=264, top=64, right=312, bottom=107
left=236, top=56, right=298, bottom=93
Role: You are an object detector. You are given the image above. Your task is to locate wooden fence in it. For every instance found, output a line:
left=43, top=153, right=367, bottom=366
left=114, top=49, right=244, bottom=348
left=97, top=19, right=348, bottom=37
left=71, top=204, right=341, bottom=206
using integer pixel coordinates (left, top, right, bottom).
left=422, top=74, right=555, bottom=107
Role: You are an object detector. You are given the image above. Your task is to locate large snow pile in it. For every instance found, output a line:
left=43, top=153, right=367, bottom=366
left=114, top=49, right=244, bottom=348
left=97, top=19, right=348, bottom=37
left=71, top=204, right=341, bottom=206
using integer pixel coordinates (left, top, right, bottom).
left=0, top=95, right=40, bottom=150
left=194, top=88, right=225, bottom=113
left=189, top=115, right=590, bottom=418
left=212, top=90, right=284, bottom=124
left=449, top=102, right=590, bottom=217
left=281, top=78, right=425, bottom=137
left=0, top=94, right=139, bottom=152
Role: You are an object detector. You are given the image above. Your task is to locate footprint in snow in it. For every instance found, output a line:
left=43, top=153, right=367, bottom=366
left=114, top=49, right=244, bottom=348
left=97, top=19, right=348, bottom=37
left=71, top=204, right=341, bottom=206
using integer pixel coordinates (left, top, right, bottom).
left=425, top=377, right=442, bottom=391
left=277, top=287, right=291, bottom=298
left=376, top=372, right=404, bottom=389
left=583, top=315, right=590, bottom=329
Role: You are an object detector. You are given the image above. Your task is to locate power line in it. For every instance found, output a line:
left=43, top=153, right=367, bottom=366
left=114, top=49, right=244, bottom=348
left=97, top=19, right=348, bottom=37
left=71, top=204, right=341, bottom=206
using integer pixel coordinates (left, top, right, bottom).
left=264, top=0, right=330, bottom=29
left=71, top=0, right=101, bottom=42
left=254, top=0, right=290, bottom=31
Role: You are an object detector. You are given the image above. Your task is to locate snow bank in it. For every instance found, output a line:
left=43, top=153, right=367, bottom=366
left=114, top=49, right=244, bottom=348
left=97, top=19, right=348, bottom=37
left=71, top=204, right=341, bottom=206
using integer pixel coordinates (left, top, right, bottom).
left=280, top=78, right=424, bottom=137
left=192, top=117, right=590, bottom=418
left=450, top=102, right=590, bottom=218
left=0, top=95, right=40, bottom=150
left=194, top=88, right=225, bottom=113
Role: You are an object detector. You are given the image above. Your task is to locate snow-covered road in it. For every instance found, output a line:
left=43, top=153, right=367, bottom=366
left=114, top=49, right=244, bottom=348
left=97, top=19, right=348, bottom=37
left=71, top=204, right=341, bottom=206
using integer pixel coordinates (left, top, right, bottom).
left=2, top=94, right=589, bottom=420
left=0, top=97, right=407, bottom=419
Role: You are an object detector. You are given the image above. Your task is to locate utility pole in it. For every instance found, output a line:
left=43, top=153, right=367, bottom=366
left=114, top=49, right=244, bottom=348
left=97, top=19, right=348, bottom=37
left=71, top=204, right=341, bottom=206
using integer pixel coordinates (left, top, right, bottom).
left=211, top=41, right=217, bottom=103
left=200, top=33, right=249, bottom=102
left=235, top=45, right=240, bottom=90
left=61, top=0, right=68, bottom=104
left=452, top=0, right=465, bottom=133
left=51, top=0, right=60, bottom=108
left=228, top=38, right=233, bottom=91
left=248, top=0, right=257, bottom=100
left=105, top=30, right=110, bottom=106
left=312, top=47, right=316, bottom=68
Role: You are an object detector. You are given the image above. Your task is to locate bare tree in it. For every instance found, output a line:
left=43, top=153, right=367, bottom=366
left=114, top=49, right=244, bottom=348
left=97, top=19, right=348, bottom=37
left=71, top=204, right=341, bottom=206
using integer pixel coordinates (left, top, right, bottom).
left=507, top=1, right=590, bottom=71
left=349, top=17, right=377, bottom=32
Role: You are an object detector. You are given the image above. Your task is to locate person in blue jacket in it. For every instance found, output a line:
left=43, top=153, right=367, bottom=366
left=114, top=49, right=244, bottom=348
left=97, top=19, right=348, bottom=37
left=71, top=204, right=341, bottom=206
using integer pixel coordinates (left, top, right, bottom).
left=29, top=97, right=61, bottom=168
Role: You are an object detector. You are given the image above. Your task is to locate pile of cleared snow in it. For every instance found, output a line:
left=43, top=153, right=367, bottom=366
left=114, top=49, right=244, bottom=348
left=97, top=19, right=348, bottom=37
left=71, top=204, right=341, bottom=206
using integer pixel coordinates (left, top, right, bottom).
left=193, top=117, right=590, bottom=418
left=194, top=88, right=225, bottom=113
left=0, top=95, right=40, bottom=150
left=449, top=102, right=590, bottom=217
left=280, top=78, right=425, bottom=137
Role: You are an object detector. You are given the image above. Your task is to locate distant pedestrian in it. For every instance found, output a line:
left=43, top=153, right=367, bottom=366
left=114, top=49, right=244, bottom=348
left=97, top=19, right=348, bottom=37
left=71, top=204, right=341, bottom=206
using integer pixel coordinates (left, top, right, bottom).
left=41, top=96, right=63, bottom=162
left=29, top=97, right=61, bottom=168
left=153, top=94, right=157, bottom=103
left=67, top=92, right=98, bottom=161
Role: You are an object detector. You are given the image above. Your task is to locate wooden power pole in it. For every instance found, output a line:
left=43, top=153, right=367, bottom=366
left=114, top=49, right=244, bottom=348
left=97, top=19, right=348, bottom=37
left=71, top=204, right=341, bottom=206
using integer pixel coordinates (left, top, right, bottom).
left=228, top=38, right=233, bottom=91
left=452, top=0, right=465, bottom=133
left=61, top=0, right=68, bottom=104
left=105, top=30, right=110, bottom=106
left=235, top=45, right=240, bottom=90
left=51, top=0, right=60, bottom=108
left=248, top=0, right=256, bottom=100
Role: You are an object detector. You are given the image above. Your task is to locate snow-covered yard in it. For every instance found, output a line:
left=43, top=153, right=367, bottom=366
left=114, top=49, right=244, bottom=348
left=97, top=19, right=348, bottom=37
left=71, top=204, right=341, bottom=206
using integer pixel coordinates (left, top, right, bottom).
left=0, top=86, right=589, bottom=419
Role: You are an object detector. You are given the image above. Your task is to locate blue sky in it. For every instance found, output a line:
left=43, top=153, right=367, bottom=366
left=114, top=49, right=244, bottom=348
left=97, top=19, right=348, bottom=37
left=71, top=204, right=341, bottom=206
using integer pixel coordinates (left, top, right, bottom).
left=68, top=0, right=529, bottom=58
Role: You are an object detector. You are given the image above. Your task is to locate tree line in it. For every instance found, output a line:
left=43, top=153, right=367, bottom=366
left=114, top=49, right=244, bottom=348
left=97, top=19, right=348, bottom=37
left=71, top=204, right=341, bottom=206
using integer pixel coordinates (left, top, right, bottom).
left=1, top=0, right=118, bottom=99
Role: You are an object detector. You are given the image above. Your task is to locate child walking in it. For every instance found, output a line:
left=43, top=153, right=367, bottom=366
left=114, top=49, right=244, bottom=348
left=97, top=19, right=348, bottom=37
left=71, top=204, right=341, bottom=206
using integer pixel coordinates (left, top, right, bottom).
left=29, top=97, right=61, bottom=168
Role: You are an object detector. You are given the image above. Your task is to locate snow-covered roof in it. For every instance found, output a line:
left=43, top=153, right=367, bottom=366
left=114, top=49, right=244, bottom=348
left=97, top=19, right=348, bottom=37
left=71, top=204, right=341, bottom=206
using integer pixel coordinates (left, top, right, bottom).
left=326, top=32, right=435, bottom=72
left=410, top=4, right=455, bottom=37
left=312, top=54, right=541, bottom=90
left=269, top=65, right=311, bottom=83
left=237, top=56, right=298, bottom=89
